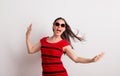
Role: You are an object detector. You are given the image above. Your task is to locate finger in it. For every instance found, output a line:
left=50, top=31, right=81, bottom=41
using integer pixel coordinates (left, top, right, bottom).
left=97, top=53, right=104, bottom=60
left=96, top=55, right=101, bottom=61
left=29, top=23, right=32, bottom=27
left=95, top=54, right=102, bottom=61
left=97, top=52, right=104, bottom=57
left=99, top=52, right=104, bottom=57
left=28, top=24, right=32, bottom=29
left=92, top=55, right=98, bottom=62
left=27, top=24, right=32, bottom=30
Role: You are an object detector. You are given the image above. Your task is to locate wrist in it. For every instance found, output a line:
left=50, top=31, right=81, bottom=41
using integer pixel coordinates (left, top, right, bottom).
left=89, top=58, right=94, bottom=63
left=26, top=37, right=30, bottom=41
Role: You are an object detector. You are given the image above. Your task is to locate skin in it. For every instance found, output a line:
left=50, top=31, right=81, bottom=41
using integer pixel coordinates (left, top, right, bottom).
left=26, top=19, right=104, bottom=63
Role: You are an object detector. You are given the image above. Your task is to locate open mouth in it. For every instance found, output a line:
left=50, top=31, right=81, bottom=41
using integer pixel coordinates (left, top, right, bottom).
left=56, top=29, right=61, bottom=32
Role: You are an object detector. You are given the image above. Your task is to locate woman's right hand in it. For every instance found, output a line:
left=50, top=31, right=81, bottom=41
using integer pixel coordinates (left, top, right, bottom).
left=26, top=24, right=32, bottom=39
left=26, top=24, right=41, bottom=54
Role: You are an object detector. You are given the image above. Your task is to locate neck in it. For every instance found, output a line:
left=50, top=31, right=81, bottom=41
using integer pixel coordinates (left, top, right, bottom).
left=51, top=35, right=61, bottom=39
left=47, top=35, right=62, bottom=43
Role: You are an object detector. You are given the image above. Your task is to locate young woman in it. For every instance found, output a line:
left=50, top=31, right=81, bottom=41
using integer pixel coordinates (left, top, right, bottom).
left=26, top=17, right=104, bottom=76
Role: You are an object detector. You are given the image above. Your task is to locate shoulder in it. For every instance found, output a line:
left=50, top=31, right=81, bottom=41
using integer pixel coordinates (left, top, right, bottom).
left=61, top=39, right=70, bottom=47
left=40, top=36, right=48, bottom=40
left=40, top=36, right=48, bottom=42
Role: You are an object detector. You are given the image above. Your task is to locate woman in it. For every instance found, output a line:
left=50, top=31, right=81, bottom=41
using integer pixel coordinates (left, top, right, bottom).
left=26, top=17, right=104, bottom=76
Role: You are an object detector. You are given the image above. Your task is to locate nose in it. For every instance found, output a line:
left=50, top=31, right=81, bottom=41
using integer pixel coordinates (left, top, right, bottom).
left=58, top=25, right=61, bottom=28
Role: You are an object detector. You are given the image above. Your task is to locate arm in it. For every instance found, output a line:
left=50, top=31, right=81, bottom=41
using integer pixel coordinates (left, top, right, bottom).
left=26, top=24, right=41, bottom=54
left=63, top=46, right=104, bottom=63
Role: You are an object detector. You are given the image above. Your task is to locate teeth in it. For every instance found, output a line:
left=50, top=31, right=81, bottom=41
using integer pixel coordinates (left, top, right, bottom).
left=57, top=29, right=61, bottom=32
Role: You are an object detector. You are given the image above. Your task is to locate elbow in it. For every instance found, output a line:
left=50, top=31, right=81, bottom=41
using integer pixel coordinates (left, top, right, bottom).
left=74, top=60, right=79, bottom=63
left=28, top=51, right=33, bottom=54
left=27, top=49, right=34, bottom=54
left=72, top=57, right=79, bottom=63
left=28, top=52, right=33, bottom=54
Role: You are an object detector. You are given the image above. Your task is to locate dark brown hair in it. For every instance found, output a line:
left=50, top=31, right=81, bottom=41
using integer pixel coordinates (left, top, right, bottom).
left=53, top=17, right=84, bottom=48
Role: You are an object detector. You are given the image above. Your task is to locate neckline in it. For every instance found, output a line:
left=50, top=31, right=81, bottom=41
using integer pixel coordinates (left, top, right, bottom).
left=45, top=37, right=63, bottom=44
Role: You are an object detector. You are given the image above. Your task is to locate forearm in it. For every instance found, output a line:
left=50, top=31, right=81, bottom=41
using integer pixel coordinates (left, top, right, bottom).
left=75, top=57, right=93, bottom=63
left=64, top=46, right=101, bottom=63
left=74, top=53, right=104, bottom=63
left=26, top=38, right=34, bottom=54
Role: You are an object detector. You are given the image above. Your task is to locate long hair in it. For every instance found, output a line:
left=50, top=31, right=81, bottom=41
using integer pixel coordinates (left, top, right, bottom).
left=53, top=17, right=84, bottom=48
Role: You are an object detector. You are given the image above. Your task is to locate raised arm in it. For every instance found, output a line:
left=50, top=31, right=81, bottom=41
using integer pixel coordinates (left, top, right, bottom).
left=26, top=24, right=41, bottom=54
left=63, top=46, right=104, bottom=63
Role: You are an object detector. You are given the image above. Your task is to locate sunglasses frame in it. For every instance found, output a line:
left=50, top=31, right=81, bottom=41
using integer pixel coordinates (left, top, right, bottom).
left=54, top=22, right=66, bottom=27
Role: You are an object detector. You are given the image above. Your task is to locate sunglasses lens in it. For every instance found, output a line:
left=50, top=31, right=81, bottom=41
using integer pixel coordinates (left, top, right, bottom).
left=61, top=24, right=65, bottom=27
left=55, top=23, right=59, bottom=26
left=55, top=22, right=66, bottom=27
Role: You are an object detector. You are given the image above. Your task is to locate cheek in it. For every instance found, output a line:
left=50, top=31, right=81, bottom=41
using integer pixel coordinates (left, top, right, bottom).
left=61, top=28, right=66, bottom=34
left=52, top=26, right=58, bottom=32
left=52, top=26, right=55, bottom=31
left=63, top=28, right=66, bottom=32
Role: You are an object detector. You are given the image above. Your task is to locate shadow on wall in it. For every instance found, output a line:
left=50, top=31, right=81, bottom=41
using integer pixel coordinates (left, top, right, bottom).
left=6, top=38, right=42, bottom=76
left=3, top=22, right=50, bottom=76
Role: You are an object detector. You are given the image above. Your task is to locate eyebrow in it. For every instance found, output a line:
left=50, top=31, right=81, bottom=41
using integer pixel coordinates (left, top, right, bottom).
left=55, top=22, right=65, bottom=24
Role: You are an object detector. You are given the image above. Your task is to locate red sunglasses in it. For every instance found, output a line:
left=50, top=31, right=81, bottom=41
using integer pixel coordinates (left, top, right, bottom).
left=54, top=22, right=66, bottom=27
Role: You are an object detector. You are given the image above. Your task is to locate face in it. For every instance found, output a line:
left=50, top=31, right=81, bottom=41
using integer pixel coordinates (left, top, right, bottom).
left=53, top=19, right=66, bottom=36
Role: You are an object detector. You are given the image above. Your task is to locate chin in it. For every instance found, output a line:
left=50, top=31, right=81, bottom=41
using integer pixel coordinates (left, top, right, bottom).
left=55, top=34, right=62, bottom=36
left=54, top=33, right=62, bottom=36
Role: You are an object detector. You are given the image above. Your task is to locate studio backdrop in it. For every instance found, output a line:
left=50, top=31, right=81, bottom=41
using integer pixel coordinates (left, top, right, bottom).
left=0, top=0, right=120, bottom=76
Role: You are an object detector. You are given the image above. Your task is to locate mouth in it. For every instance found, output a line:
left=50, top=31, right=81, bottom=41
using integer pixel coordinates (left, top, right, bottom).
left=56, top=29, right=62, bottom=32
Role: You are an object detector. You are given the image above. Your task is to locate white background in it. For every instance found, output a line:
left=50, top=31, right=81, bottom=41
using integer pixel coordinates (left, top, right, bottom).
left=0, top=0, right=120, bottom=76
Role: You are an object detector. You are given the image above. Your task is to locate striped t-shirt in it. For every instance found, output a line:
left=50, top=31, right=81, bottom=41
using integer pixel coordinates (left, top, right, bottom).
left=40, top=37, right=70, bottom=76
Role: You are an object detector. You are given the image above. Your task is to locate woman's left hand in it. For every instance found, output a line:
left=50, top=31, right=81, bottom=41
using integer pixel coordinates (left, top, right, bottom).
left=92, top=52, right=104, bottom=62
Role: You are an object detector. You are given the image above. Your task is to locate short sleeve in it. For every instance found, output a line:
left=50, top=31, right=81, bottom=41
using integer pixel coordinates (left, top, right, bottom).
left=62, top=40, right=70, bottom=47
left=40, top=37, right=48, bottom=44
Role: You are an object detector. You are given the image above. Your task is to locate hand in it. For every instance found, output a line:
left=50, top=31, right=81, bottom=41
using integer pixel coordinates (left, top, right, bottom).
left=26, top=24, right=32, bottom=39
left=92, top=52, right=104, bottom=62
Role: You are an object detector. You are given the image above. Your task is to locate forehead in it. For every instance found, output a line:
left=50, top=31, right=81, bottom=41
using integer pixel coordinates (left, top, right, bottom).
left=56, top=19, right=65, bottom=24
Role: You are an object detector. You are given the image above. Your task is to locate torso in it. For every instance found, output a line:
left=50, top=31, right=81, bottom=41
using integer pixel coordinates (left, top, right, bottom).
left=40, top=37, right=69, bottom=76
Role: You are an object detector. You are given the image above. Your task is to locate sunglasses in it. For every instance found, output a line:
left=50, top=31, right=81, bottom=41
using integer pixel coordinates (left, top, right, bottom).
left=54, top=22, right=66, bottom=27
